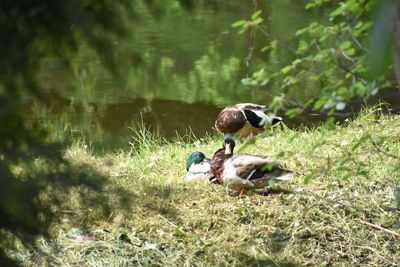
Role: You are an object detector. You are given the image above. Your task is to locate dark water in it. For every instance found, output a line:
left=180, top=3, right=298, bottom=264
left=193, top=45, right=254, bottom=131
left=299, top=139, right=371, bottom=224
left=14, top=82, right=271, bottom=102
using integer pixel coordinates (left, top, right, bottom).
left=31, top=1, right=400, bottom=151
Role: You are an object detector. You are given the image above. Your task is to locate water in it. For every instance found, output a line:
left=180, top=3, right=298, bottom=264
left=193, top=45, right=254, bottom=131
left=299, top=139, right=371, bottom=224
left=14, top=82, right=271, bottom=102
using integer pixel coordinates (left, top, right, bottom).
left=30, top=1, right=400, bottom=151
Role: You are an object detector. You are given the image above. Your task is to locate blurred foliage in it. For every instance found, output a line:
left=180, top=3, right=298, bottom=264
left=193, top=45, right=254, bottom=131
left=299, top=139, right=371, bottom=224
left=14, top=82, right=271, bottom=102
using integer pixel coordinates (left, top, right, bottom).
left=0, top=0, right=195, bottom=264
left=235, top=0, right=395, bottom=117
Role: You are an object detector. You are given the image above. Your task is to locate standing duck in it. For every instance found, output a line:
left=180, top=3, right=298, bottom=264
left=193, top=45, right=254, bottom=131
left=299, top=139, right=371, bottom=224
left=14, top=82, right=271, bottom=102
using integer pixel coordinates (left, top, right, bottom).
left=210, top=137, right=292, bottom=196
left=215, top=103, right=282, bottom=139
left=185, top=151, right=217, bottom=182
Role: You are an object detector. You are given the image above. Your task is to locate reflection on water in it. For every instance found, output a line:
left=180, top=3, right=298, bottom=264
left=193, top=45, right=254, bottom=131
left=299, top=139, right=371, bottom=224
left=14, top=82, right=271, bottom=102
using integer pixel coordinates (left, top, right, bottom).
left=31, top=95, right=223, bottom=150
left=30, top=1, right=400, bottom=151
left=29, top=86, right=400, bottom=151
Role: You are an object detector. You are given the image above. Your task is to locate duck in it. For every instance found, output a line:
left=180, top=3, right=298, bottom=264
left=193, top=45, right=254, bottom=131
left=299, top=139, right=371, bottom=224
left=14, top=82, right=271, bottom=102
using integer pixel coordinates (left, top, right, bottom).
left=215, top=103, right=282, bottom=139
left=210, top=136, right=292, bottom=196
left=185, top=151, right=217, bottom=183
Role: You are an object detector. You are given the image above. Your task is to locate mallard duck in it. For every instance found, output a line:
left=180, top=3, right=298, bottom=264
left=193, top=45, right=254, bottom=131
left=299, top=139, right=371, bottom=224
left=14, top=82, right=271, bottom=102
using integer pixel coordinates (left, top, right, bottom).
left=185, top=151, right=217, bottom=182
left=210, top=137, right=292, bottom=196
left=215, top=103, right=282, bottom=139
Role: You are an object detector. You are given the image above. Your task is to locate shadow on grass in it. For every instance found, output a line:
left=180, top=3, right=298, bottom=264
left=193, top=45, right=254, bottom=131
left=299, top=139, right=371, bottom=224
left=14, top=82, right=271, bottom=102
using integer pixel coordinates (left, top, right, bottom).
left=139, top=183, right=181, bottom=220
left=228, top=186, right=294, bottom=197
left=0, top=143, right=135, bottom=265
left=256, top=186, right=294, bottom=196
left=0, top=253, right=19, bottom=267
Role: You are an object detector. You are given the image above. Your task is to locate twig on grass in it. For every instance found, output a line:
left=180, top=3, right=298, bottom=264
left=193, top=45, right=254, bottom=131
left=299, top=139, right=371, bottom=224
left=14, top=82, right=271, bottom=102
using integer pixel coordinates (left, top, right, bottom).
left=358, top=219, right=400, bottom=237
left=158, top=215, right=184, bottom=233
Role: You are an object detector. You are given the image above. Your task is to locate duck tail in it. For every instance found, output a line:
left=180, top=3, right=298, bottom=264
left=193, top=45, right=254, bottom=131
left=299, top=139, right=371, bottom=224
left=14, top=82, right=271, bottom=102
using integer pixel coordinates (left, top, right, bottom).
left=258, top=114, right=282, bottom=127
left=271, top=116, right=283, bottom=126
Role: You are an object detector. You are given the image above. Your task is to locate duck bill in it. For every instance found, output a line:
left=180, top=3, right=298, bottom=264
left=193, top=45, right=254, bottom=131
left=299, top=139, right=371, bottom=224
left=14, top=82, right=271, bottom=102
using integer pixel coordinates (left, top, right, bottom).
left=225, top=143, right=232, bottom=155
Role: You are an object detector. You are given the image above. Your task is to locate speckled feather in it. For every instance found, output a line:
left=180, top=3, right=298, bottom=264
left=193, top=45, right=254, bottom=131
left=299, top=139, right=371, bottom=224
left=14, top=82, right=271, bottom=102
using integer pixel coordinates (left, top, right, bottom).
left=214, top=108, right=246, bottom=133
left=210, top=148, right=229, bottom=184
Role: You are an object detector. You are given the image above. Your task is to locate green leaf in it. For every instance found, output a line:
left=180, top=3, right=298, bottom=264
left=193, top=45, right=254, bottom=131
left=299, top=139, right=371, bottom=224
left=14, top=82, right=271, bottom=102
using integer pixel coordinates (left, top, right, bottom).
left=346, top=48, right=355, bottom=56
left=297, top=40, right=308, bottom=54
left=339, top=41, right=352, bottom=50
left=314, top=98, right=326, bottom=109
left=232, top=20, right=247, bottom=28
left=295, top=26, right=309, bottom=36
left=252, top=17, right=264, bottom=25
left=261, top=46, right=269, bottom=52
left=337, top=86, right=347, bottom=95
left=292, top=58, right=302, bottom=65
left=305, top=3, right=316, bottom=10
left=281, top=65, right=294, bottom=74
left=251, top=10, right=262, bottom=20
left=330, top=3, right=347, bottom=18
left=238, top=24, right=249, bottom=34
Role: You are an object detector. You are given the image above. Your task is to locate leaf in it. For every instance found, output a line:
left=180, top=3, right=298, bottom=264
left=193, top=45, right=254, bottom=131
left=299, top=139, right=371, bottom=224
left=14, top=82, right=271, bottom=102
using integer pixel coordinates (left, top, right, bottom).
left=329, top=3, right=347, bottom=18
left=346, top=48, right=355, bottom=56
left=238, top=24, right=249, bottom=34
left=305, top=3, right=316, bottom=10
left=252, top=17, right=263, bottom=25
left=232, top=20, right=247, bottom=28
left=297, top=40, right=308, bottom=54
left=261, top=46, right=269, bottom=52
left=339, top=41, right=352, bottom=50
left=281, top=65, right=294, bottom=74
left=251, top=10, right=262, bottom=20
left=337, top=86, right=347, bottom=95
left=314, top=98, right=326, bottom=109
left=295, top=27, right=308, bottom=36
left=292, top=58, right=302, bottom=65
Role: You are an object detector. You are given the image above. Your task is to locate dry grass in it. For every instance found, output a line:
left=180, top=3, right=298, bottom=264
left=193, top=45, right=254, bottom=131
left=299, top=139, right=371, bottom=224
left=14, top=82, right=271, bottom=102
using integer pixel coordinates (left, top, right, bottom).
left=9, top=110, right=400, bottom=266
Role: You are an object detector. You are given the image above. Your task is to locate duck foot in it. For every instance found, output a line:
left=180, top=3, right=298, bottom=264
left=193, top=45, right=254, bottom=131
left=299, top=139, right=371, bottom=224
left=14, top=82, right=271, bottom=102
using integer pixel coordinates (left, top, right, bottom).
left=239, top=189, right=245, bottom=198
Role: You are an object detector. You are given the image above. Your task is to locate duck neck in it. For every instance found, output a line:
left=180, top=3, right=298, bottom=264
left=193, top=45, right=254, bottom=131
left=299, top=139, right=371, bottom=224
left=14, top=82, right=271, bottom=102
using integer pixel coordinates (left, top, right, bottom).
left=210, top=149, right=232, bottom=181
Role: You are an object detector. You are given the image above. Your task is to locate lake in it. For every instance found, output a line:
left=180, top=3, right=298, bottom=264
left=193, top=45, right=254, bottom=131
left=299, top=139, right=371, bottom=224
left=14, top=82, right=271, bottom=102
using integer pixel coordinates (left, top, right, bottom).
left=29, top=0, right=399, bottom=151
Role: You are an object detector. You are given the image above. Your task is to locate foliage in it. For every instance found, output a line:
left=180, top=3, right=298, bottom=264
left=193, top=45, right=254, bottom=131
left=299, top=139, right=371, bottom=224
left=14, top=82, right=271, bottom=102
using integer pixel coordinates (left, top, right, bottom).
left=0, top=0, right=194, bottom=263
left=235, top=0, right=394, bottom=117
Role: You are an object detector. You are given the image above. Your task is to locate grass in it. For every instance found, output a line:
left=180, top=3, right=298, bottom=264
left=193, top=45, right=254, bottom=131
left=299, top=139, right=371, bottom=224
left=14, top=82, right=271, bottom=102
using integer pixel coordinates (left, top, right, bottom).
left=7, top=109, right=400, bottom=266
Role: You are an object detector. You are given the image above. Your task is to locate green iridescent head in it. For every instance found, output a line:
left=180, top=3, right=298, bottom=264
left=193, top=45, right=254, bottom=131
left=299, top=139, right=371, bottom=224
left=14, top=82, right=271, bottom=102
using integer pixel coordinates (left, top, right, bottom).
left=186, top=151, right=206, bottom=171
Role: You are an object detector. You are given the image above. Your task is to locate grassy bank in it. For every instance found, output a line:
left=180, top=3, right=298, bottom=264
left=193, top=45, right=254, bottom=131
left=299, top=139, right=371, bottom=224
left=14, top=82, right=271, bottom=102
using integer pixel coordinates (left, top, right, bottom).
left=8, top=110, right=400, bottom=266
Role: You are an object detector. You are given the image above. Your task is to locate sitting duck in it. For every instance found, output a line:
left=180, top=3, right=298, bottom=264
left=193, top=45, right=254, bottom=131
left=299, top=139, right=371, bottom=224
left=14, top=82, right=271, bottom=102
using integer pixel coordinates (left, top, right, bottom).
left=185, top=151, right=217, bottom=183
left=210, top=136, right=292, bottom=196
left=215, top=103, right=282, bottom=139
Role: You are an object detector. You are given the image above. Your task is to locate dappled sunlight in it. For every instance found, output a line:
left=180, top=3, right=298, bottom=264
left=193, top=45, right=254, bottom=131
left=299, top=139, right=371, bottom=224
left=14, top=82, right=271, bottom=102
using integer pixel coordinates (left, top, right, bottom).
left=8, top=111, right=398, bottom=265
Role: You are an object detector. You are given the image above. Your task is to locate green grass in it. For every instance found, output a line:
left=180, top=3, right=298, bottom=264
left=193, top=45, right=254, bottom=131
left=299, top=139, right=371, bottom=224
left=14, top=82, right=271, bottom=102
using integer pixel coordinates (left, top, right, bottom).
left=7, top=109, right=400, bottom=266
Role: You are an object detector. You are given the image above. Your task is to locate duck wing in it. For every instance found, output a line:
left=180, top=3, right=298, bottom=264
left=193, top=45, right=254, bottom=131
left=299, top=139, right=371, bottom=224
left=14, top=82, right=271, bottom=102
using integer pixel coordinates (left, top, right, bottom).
left=243, top=109, right=282, bottom=128
left=243, top=109, right=265, bottom=128
left=232, top=154, right=290, bottom=181
left=215, top=108, right=246, bottom=133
